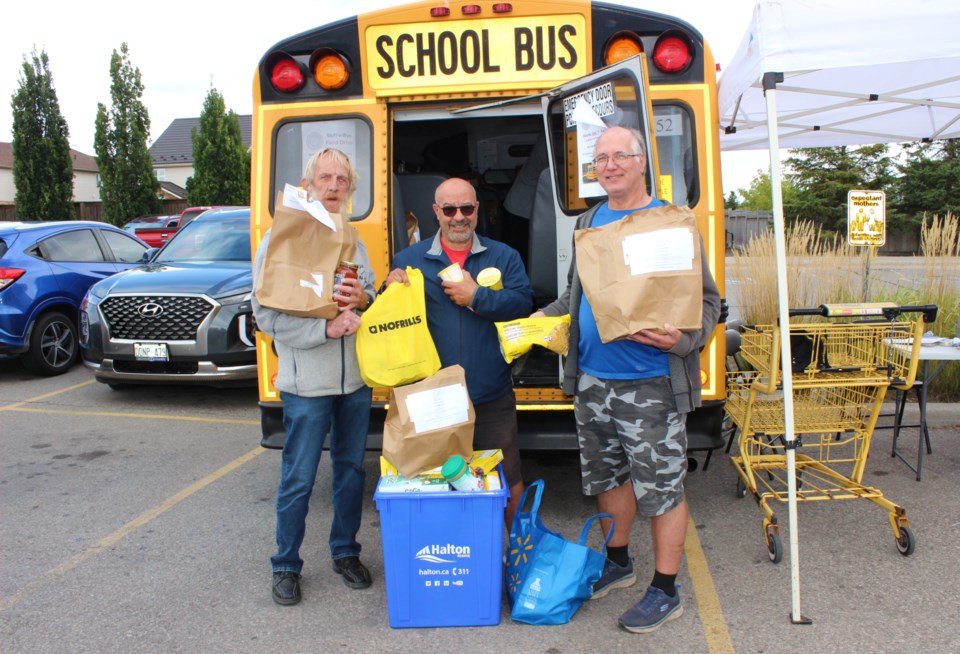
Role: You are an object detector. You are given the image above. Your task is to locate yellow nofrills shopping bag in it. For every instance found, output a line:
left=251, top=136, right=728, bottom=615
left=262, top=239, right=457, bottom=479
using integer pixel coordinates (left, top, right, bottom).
left=357, top=267, right=440, bottom=387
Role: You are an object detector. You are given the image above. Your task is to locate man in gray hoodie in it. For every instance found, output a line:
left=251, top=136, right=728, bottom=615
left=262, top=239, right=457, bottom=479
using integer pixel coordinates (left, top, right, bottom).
left=252, top=148, right=377, bottom=606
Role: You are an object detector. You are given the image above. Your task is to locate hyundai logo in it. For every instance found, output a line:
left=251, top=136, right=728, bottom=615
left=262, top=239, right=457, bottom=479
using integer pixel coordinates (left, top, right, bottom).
left=138, top=302, right=164, bottom=318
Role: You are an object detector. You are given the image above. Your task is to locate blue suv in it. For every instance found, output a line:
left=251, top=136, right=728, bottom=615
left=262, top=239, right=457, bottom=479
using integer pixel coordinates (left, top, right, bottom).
left=0, top=221, right=149, bottom=375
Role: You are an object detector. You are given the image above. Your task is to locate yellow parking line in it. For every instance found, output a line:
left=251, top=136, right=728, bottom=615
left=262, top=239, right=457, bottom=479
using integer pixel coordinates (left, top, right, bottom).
left=7, top=406, right=258, bottom=425
left=0, top=446, right=266, bottom=613
left=0, top=379, right=95, bottom=410
left=686, top=515, right=736, bottom=654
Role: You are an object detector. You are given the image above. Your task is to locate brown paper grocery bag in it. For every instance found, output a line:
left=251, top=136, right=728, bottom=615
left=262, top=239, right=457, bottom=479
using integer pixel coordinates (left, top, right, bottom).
left=382, top=365, right=475, bottom=478
left=254, top=192, right=358, bottom=319
left=575, top=204, right=703, bottom=343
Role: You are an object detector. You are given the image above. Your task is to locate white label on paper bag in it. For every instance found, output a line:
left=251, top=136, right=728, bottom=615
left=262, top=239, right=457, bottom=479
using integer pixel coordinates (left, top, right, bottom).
left=282, top=183, right=337, bottom=231
left=405, top=383, right=470, bottom=434
left=622, top=228, right=694, bottom=276
left=299, top=273, right=325, bottom=298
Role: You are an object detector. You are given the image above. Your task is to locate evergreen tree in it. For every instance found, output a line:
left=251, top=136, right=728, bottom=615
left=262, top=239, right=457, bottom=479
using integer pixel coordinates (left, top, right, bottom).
left=94, top=43, right=160, bottom=226
left=784, top=145, right=892, bottom=232
left=10, top=48, right=74, bottom=221
left=894, top=139, right=960, bottom=224
left=186, top=88, right=249, bottom=206
left=724, top=190, right=741, bottom=210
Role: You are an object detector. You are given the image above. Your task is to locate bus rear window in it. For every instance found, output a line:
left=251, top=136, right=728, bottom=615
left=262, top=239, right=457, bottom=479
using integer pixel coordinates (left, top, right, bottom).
left=653, top=103, right=699, bottom=208
left=272, top=117, right=374, bottom=220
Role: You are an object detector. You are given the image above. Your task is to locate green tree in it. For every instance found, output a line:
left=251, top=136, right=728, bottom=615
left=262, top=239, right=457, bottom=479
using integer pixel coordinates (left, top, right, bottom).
left=784, top=145, right=893, bottom=232
left=724, top=190, right=741, bottom=210
left=186, top=87, right=249, bottom=206
left=736, top=169, right=799, bottom=212
left=10, top=48, right=74, bottom=221
left=94, top=43, right=160, bottom=226
left=893, top=139, right=960, bottom=224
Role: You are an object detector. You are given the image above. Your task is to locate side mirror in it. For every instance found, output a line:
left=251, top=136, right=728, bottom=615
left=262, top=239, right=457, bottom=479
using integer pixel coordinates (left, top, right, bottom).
left=142, top=247, right=159, bottom=263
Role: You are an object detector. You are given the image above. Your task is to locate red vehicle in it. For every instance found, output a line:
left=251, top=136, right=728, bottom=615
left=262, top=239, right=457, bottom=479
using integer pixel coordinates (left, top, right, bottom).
left=135, top=206, right=215, bottom=248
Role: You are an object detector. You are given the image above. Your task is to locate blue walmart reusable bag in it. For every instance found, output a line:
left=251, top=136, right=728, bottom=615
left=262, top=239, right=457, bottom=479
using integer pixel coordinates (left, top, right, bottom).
left=505, top=479, right=613, bottom=625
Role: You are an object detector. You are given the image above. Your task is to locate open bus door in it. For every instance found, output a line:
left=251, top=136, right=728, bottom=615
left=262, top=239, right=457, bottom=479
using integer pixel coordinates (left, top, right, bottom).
left=529, top=55, right=727, bottom=463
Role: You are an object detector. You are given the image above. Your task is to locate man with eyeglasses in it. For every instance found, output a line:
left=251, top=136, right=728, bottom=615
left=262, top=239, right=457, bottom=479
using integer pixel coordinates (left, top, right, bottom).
left=253, top=148, right=376, bottom=606
left=532, top=126, right=720, bottom=634
left=384, top=177, right=533, bottom=527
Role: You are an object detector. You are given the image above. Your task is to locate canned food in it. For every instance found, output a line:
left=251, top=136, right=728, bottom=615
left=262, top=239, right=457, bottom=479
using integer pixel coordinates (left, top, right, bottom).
left=334, top=260, right=359, bottom=307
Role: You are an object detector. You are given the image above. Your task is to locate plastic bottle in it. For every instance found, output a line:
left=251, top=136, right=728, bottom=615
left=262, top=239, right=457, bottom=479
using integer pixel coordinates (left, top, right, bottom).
left=441, top=455, right=484, bottom=491
left=522, top=576, right=542, bottom=609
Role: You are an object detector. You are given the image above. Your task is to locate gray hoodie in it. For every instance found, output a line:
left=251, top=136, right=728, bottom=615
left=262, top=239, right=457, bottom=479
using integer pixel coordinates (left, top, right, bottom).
left=251, top=229, right=376, bottom=397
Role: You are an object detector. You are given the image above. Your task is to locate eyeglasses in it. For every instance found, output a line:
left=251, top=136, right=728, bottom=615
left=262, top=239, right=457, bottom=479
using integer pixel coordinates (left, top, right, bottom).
left=593, top=152, right=642, bottom=168
left=439, top=204, right=477, bottom=218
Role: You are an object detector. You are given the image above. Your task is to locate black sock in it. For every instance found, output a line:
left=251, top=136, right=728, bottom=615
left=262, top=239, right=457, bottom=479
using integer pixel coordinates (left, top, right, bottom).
left=607, top=545, right=630, bottom=568
left=652, top=571, right=677, bottom=597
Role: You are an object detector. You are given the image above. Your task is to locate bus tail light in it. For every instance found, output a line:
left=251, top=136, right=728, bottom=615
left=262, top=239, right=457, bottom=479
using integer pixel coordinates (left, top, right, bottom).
left=652, top=32, right=693, bottom=74
left=430, top=6, right=450, bottom=17
left=268, top=55, right=306, bottom=93
left=462, top=4, right=481, bottom=14
left=492, top=3, right=512, bottom=13
left=311, top=49, right=350, bottom=91
left=604, top=31, right=643, bottom=66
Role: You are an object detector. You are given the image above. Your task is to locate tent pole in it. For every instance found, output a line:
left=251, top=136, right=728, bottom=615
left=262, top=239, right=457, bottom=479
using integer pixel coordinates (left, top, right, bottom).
left=762, top=71, right=811, bottom=625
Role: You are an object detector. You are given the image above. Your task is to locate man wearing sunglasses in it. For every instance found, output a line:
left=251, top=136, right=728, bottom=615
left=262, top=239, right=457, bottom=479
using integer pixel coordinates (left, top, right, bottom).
left=532, top=126, right=720, bottom=635
left=384, top=177, right=533, bottom=527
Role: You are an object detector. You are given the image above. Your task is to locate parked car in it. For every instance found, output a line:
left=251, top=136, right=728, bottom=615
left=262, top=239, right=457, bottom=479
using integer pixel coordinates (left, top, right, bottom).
left=0, top=221, right=149, bottom=375
left=80, top=207, right=257, bottom=388
left=134, top=206, right=217, bottom=248
left=123, top=214, right=178, bottom=235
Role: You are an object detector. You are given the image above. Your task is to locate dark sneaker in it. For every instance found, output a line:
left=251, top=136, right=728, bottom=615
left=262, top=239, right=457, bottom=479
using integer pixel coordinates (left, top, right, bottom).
left=272, top=571, right=302, bottom=606
left=332, top=556, right=372, bottom=589
left=590, top=557, right=637, bottom=600
left=618, top=585, right=683, bottom=634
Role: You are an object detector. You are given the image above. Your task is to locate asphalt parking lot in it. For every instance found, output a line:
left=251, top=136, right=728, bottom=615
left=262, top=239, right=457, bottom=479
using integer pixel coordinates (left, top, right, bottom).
left=2, top=360, right=959, bottom=654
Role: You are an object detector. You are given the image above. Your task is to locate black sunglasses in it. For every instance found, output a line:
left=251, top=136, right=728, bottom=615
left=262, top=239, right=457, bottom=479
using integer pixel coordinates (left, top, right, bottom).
left=439, top=204, right=477, bottom=218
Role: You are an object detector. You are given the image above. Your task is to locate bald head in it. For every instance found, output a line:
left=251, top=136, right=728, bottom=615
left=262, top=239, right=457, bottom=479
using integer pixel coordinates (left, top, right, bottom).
left=434, top=177, right=479, bottom=249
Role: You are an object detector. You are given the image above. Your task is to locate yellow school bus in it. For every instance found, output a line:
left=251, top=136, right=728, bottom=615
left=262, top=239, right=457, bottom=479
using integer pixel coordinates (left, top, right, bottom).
left=251, top=0, right=727, bottom=454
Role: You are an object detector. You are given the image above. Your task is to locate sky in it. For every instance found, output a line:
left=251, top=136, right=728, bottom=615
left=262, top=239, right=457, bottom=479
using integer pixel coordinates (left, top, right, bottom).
left=2, top=0, right=769, bottom=194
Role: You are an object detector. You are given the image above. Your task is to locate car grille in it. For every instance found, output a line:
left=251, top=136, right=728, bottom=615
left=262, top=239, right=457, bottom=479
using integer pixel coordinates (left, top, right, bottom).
left=100, top=295, right=214, bottom=340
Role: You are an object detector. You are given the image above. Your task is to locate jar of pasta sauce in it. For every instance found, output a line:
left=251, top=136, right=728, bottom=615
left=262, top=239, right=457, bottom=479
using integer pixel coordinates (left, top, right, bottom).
left=334, top=260, right=359, bottom=307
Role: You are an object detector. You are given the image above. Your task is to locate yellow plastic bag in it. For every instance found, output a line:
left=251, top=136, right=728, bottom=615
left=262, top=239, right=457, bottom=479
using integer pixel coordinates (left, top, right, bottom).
left=357, top=267, right=441, bottom=387
left=495, top=315, right=571, bottom=363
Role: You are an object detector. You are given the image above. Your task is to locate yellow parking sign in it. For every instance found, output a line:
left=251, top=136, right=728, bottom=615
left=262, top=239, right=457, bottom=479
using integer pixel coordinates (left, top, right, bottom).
left=848, top=190, right=886, bottom=246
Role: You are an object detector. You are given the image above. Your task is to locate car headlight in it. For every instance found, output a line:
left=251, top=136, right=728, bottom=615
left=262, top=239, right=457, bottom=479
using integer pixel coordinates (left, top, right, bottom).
left=219, top=291, right=252, bottom=307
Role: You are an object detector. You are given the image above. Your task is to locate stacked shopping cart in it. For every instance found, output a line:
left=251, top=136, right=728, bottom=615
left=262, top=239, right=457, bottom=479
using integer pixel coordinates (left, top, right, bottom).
left=726, top=303, right=938, bottom=562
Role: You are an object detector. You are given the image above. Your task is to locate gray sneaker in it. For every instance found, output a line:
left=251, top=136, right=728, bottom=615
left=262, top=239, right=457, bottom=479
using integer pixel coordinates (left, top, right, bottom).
left=590, top=557, right=637, bottom=600
left=618, top=585, right=683, bottom=633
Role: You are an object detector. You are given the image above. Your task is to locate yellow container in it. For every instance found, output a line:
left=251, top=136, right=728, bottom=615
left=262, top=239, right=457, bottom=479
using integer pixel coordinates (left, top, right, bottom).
left=477, top=267, right=503, bottom=290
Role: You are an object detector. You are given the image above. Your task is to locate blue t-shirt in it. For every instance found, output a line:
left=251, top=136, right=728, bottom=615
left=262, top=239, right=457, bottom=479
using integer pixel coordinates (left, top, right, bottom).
left=578, top=199, right=669, bottom=380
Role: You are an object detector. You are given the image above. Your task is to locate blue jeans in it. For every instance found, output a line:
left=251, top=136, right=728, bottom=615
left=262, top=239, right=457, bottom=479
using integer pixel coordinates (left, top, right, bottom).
left=271, top=386, right=372, bottom=574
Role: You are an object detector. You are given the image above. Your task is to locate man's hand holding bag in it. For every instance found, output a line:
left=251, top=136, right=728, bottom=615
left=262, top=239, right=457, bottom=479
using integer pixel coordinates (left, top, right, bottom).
left=357, top=267, right=440, bottom=388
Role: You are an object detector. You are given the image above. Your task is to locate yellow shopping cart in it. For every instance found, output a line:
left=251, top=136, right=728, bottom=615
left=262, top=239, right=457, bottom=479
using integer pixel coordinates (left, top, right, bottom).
left=726, top=303, right=938, bottom=562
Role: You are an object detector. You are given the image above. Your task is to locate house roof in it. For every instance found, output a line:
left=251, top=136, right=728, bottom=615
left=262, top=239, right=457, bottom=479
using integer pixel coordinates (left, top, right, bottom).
left=159, top=181, right=187, bottom=199
left=0, top=142, right=98, bottom=172
left=149, top=115, right=252, bottom=165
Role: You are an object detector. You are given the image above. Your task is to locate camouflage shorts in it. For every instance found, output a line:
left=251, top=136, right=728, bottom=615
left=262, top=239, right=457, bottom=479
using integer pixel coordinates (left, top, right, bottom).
left=574, top=372, right=687, bottom=517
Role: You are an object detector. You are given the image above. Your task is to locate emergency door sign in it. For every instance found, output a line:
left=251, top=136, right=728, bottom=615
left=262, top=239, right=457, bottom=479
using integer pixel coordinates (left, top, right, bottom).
left=847, top=190, right=886, bottom=246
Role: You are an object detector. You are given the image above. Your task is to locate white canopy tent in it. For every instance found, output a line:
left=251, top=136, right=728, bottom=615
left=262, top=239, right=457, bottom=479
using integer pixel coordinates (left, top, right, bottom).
left=719, top=0, right=960, bottom=150
left=717, top=0, right=960, bottom=624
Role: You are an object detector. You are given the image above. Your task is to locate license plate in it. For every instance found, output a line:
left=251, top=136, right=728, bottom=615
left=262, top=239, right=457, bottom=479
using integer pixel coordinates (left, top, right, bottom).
left=134, top=342, right=169, bottom=361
